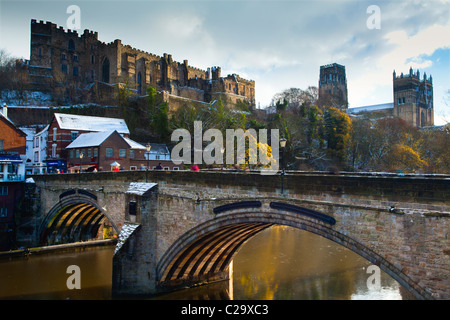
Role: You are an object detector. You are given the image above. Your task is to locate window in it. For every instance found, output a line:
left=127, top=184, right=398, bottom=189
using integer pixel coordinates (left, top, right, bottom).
left=129, top=201, right=137, bottom=216
left=38, top=48, right=42, bottom=57
left=130, top=166, right=137, bottom=171
left=7, top=164, right=16, bottom=174
left=68, top=39, right=75, bottom=52
left=73, top=66, right=79, bottom=76
left=53, top=128, right=57, bottom=141
left=129, top=150, right=135, bottom=159
left=52, top=144, right=57, bottom=157
left=106, top=148, right=113, bottom=157
left=0, top=186, right=8, bottom=196
left=61, top=53, right=66, bottom=60
left=34, top=137, right=39, bottom=148
left=71, top=131, right=78, bottom=141
left=34, top=151, right=38, bottom=162
left=0, top=208, right=7, bottom=218
left=87, top=149, right=91, bottom=157
left=119, top=149, right=126, bottom=158
left=75, top=149, right=80, bottom=158
left=93, top=148, right=98, bottom=157
left=61, top=64, right=68, bottom=74
left=73, top=54, right=78, bottom=62
left=0, top=139, right=4, bottom=151
left=91, top=55, right=95, bottom=64
left=70, top=150, right=74, bottom=159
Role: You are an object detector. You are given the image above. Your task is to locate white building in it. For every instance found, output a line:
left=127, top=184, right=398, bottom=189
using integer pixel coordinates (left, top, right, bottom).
left=31, top=125, right=49, bottom=174
left=19, top=127, right=35, bottom=175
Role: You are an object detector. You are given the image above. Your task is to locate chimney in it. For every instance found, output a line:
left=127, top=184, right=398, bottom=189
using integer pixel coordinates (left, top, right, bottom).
left=1, top=104, right=7, bottom=118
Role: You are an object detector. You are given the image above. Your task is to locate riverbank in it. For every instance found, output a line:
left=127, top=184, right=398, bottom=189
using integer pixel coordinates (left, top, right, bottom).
left=0, top=239, right=117, bottom=260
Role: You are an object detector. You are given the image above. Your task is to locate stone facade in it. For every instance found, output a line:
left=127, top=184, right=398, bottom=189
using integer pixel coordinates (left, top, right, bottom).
left=28, top=20, right=255, bottom=108
left=347, top=68, right=434, bottom=128
left=318, top=63, right=348, bottom=110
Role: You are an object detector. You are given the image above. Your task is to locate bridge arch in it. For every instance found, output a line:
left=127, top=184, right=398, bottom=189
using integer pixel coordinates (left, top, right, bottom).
left=39, top=190, right=119, bottom=245
left=156, top=202, right=429, bottom=299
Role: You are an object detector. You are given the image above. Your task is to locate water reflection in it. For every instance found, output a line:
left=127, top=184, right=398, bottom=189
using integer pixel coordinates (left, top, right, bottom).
left=0, top=247, right=113, bottom=299
left=232, top=226, right=408, bottom=300
left=0, top=225, right=415, bottom=300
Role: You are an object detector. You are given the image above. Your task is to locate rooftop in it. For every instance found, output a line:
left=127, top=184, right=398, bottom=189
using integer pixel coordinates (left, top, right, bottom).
left=66, top=130, right=145, bottom=149
left=54, top=113, right=130, bottom=134
left=347, top=102, right=394, bottom=114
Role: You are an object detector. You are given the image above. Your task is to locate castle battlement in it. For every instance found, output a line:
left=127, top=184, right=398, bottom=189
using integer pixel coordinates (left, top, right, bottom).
left=393, top=67, right=432, bottom=83
left=28, top=19, right=255, bottom=107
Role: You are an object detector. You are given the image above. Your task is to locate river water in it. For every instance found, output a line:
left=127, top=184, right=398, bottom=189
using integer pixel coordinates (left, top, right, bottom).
left=0, top=225, right=415, bottom=300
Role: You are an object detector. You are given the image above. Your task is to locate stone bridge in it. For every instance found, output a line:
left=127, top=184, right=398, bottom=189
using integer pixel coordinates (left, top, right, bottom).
left=22, top=170, right=449, bottom=299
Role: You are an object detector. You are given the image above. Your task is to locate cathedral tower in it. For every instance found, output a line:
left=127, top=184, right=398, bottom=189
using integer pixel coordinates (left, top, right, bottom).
left=318, top=63, right=348, bottom=110
left=393, top=67, right=433, bottom=127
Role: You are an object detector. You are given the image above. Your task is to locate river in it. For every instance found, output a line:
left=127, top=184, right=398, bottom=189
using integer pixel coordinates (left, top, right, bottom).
left=0, top=225, right=415, bottom=300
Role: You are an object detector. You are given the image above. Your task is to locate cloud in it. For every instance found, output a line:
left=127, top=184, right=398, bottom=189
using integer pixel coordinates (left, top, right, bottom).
left=381, top=24, right=450, bottom=71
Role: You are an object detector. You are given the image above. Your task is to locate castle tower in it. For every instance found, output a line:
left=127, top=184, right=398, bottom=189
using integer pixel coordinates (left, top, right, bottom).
left=318, top=63, right=348, bottom=110
left=393, top=68, right=433, bottom=127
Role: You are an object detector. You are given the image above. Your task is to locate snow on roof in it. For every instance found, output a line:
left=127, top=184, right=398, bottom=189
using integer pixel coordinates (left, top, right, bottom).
left=123, top=137, right=146, bottom=150
left=54, top=113, right=130, bottom=134
left=36, top=124, right=49, bottom=136
left=66, top=130, right=146, bottom=149
left=66, top=130, right=114, bottom=149
left=127, top=182, right=158, bottom=196
left=347, top=102, right=394, bottom=114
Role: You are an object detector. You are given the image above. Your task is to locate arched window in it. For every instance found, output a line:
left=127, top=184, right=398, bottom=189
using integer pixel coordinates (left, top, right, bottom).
left=137, top=72, right=142, bottom=94
left=102, top=57, right=110, bottom=83
left=68, top=39, right=75, bottom=52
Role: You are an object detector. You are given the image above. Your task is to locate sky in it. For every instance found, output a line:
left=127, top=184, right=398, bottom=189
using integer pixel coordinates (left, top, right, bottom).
left=1, top=0, right=449, bottom=124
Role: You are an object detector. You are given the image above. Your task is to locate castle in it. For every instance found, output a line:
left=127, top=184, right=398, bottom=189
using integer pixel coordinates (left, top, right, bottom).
left=27, top=20, right=255, bottom=108
left=318, top=63, right=434, bottom=128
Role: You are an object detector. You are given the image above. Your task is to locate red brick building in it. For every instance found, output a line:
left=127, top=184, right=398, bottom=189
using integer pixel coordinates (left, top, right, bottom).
left=0, top=105, right=27, bottom=155
left=66, top=130, right=179, bottom=172
left=66, top=130, right=141, bottom=172
left=47, top=112, right=129, bottom=172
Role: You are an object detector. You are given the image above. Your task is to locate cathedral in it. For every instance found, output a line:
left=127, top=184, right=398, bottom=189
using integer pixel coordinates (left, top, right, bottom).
left=318, top=63, right=435, bottom=128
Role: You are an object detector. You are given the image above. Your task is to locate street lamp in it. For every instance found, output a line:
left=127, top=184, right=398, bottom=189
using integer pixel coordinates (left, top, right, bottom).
left=146, top=143, right=151, bottom=182
left=279, top=138, right=287, bottom=194
left=79, top=152, right=84, bottom=173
